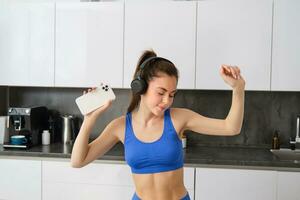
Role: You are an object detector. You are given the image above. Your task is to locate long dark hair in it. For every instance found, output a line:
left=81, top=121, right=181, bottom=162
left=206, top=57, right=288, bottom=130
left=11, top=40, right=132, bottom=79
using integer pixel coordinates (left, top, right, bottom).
left=127, top=50, right=179, bottom=113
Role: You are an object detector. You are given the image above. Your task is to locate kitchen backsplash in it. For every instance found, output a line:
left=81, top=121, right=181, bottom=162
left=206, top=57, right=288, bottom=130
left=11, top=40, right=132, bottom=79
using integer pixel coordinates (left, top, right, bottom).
left=1, top=86, right=300, bottom=148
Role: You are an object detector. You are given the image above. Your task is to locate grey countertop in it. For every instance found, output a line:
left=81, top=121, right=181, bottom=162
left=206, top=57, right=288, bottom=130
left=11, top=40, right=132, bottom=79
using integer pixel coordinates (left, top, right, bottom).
left=1, top=143, right=300, bottom=171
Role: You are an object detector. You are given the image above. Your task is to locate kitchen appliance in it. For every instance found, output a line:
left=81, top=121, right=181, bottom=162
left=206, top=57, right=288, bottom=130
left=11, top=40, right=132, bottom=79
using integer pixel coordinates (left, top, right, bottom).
left=3, top=106, right=49, bottom=149
left=48, top=109, right=62, bottom=144
left=61, top=115, right=79, bottom=144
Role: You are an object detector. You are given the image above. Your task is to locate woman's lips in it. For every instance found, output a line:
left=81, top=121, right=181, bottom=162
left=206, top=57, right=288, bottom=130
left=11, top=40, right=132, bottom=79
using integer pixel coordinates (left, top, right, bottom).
left=158, top=106, right=166, bottom=111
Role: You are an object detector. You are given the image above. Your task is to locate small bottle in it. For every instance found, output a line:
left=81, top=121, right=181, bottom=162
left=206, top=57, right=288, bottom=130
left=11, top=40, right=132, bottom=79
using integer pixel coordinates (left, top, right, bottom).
left=271, top=130, right=280, bottom=149
left=42, top=130, right=50, bottom=145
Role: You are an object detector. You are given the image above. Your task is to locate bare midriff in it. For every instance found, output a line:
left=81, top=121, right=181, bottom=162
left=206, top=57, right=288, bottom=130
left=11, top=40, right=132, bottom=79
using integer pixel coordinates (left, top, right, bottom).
left=132, top=167, right=188, bottom=200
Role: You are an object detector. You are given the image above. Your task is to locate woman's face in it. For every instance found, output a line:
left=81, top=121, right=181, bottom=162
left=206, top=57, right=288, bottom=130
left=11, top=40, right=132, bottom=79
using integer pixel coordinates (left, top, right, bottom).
left=142, top=72, right=178, bottom=115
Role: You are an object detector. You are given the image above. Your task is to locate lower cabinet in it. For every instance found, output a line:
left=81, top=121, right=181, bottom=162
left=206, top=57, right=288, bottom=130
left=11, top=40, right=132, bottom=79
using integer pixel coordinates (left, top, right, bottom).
left=42, top=161, right=195, bottom=200
left=0, top=158, right=42, bottom=200
left=277, top=171, right=300, bottom=200
left=42, top=161, right=134, bottom=200
left=1, top=158, right=299, bottom=200
left=195, top=167, right=277, bottom=200
left=184, top=167, right=195, bottom=200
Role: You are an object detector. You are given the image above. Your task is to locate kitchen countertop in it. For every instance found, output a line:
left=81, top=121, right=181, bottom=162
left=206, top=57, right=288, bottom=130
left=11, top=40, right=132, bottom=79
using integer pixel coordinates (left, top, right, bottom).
left=1, top=143, right=300, bottom=171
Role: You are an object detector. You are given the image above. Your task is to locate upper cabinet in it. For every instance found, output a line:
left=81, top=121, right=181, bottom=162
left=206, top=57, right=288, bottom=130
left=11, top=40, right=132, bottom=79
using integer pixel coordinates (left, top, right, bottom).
left=271, top=0, right=300, bottom=91
left=196, top=0, right=273, bottom=90
left=123, top=2, right=197, bottom=89
left=0, top=3, right=55, bottom=87
left=55, top=2, right=124, bottom=88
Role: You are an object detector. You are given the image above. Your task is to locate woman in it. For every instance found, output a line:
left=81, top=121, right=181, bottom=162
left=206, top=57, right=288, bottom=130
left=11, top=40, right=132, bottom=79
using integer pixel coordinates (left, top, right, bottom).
left=71, top=50, right=245, bottom=200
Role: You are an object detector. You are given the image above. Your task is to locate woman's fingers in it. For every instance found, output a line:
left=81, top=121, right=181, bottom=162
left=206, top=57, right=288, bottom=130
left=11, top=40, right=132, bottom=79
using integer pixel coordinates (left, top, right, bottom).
left=235, top=66, right=241, bottom=79
left=221, top=65, right=231, bottom=76
left=83, top=87, right=97, bottom=95
left=222, top=64, right=242, bottom=79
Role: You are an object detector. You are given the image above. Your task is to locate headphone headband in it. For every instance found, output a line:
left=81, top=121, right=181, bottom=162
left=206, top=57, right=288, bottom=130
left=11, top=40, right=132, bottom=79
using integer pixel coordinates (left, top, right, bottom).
left=138, top=56, right=173, bottom=78
left=139, top=56, right=159, bottom=70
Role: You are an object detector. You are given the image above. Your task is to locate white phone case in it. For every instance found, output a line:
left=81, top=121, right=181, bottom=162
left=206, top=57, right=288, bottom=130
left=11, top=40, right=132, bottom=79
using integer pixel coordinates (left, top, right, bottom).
left=75, top=83, right=116, bottom=115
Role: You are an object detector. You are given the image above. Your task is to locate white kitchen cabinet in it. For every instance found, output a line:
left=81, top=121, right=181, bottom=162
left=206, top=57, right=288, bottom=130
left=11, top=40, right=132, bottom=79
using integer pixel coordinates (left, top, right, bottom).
left=196, top=0, right=273, bottom=90
left=271, top=0, right=300, bottom=91
left=277, top=171, right=300, bottom=200
left=195, top=167, right=277, bottom=200
left=0, top=158, right=41, bottom=200
left=55, top=2, right=124, bottom=88
left=43, top=182, right=135, bottom=200
left=184, top=167, right=195, bottom=200
left=42, top=161, right=135, bottom=200
left=123, top=1, right=197, bottom=89
left=42, top=160, right=195, bottom=200
left=0, top=3, right=55, bottom=87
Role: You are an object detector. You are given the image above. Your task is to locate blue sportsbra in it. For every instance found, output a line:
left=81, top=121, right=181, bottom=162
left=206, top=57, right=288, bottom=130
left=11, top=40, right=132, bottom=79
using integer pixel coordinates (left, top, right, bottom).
left=124, top=109, right=184, bottom=174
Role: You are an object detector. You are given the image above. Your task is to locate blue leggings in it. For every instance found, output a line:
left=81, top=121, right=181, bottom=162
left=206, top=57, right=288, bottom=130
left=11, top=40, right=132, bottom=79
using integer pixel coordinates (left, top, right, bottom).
left=132, top=192, right=190, bottom=200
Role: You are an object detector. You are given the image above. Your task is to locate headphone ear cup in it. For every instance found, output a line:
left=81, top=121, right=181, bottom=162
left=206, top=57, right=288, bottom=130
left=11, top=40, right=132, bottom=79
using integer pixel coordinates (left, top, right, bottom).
left=131, top=78, right=148, bottom=95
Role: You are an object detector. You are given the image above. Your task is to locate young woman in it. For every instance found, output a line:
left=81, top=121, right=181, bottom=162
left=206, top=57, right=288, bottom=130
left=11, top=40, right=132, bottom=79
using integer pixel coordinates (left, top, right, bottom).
left=71, top=50, right=245, bottom=200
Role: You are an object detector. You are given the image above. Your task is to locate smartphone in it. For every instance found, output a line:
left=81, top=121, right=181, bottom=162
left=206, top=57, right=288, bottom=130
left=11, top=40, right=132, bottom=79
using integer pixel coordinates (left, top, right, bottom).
left=75, top=83, right=116, bottom=115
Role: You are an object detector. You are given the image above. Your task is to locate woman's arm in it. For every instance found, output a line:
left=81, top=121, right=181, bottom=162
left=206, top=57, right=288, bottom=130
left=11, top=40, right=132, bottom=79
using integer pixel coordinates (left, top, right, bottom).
left=71, top=116, right=120, bottom=168
left=181, top=65, right=245, bottom=136
left=70, top=88, right=118, bottom=168
left=225, top=83, right=245, bottom=134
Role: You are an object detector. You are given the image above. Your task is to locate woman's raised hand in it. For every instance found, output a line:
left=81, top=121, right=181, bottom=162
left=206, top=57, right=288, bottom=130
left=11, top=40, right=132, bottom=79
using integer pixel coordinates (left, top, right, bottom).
left=220, top=65, right=245, bottom=90
left=82, top=87, right=113, bottom=122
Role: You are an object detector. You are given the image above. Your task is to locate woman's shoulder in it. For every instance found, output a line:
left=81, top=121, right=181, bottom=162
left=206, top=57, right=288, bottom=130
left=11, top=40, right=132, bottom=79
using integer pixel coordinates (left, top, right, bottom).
left=109, top=115, right=126, bottom=128
left=108, top=115, right=127, bottom=143
left=169, top=107, right=191, bottom=122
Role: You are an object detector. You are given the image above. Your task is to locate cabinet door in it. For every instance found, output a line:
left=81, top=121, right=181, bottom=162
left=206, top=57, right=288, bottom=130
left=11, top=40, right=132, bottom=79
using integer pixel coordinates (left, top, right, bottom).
left=277, top=171, right=300, bottom=200
left=184, top=167, right=195, bottom=200
left=0, top=3, right=54, bottom=87
left=43, top=182, right=135, bottom=200
left=124, top=2, right=197, bottom=89
left=42, top=161, right=135, bottom=200
left=55, top=2, right=124, bottom=88
left=195, top=168, right=276, bottom=200
left=272, top=0, right=300, bottom=91
left=196, top=0, right=273, bottom=90
left=0, top=158, right=41, bottom=200
left=42, top=161, right=195, bottom=200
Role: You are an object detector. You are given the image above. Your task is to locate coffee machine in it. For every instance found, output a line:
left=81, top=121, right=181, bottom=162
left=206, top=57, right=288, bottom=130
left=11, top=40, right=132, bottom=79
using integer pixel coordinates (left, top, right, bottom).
left=3, top=106, right=49, bottom=149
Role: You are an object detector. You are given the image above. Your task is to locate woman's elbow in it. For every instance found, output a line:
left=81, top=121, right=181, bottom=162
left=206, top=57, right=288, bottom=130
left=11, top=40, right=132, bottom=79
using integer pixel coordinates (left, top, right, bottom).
left=70, top=157, right=85, bottom=168
left=70, top=161, right=84, bottom=168
left=229, top=127, right=242, bottom=136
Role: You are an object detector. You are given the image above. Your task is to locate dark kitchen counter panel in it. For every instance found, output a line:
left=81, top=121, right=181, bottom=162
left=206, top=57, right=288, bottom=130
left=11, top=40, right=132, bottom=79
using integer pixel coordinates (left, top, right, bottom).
left=1, top=143, right=300, bottom=171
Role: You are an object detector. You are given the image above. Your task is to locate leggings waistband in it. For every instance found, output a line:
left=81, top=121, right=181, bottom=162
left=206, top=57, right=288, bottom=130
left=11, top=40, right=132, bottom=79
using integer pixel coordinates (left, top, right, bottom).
left=132, top=192, right=190, bottom=200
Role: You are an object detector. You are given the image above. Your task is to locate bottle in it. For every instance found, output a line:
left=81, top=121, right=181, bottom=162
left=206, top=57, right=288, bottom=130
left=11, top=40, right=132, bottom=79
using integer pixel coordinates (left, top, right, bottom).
left=271, top=130, right=280, bottom=149
left=42, top=130, right=50, bottom=145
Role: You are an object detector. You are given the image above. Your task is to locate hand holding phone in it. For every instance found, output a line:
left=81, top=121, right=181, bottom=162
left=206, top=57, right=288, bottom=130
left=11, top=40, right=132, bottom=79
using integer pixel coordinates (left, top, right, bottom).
left=75, top=83, right=116, bottom=115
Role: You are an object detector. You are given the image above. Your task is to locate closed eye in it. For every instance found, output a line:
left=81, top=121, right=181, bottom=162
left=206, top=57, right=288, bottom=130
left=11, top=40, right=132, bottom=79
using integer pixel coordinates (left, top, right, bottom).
left=158, top=92, right=176, bottom=97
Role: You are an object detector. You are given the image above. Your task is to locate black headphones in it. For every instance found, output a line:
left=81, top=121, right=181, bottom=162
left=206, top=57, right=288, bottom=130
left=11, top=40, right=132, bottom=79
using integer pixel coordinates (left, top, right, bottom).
left=130, top=56, right=173, bottom=95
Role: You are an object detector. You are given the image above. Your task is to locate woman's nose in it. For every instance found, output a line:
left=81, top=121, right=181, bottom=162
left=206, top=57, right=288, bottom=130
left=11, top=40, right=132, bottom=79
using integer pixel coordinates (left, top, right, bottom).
left=162, top=95, right=171, bottom=104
